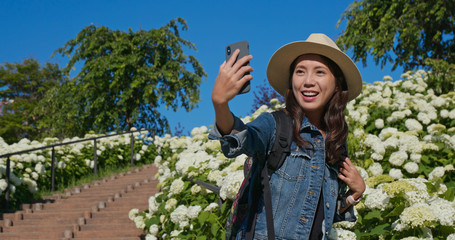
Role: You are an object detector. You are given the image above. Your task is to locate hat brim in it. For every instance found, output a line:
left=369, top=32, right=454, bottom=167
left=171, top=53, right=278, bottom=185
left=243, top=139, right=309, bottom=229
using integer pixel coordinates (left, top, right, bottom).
left=266, top=41, right=362, bottom=101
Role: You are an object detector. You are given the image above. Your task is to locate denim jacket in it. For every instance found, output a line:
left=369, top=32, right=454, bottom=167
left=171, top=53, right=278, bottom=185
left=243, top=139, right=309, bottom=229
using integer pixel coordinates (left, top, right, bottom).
left=209, top=112, right=356, bottom=240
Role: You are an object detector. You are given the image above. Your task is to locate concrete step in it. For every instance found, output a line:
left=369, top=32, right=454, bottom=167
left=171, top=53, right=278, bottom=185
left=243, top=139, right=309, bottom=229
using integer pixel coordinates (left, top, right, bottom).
left=74, top=228, right=144, bottom=238
left=0, top=164, right=157, bottom=239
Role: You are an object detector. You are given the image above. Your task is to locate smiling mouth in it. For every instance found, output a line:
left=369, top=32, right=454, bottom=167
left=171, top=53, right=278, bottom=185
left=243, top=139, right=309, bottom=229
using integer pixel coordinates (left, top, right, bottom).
left=302, top=91, right=319, bottom=97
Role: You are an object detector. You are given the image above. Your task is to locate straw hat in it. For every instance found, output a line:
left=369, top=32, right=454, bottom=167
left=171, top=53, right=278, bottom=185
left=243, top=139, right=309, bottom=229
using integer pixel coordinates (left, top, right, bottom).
left=266, top=33, right=362, bottom=101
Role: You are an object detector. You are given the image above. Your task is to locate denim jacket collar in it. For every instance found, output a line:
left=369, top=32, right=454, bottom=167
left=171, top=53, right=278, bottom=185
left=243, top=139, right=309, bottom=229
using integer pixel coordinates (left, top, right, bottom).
left=300, top=116, right=339, bottom=174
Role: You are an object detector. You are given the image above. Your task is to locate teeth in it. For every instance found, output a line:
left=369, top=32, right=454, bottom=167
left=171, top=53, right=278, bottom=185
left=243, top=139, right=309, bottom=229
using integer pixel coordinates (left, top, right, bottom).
left=303, top=92, right=318, bottom=97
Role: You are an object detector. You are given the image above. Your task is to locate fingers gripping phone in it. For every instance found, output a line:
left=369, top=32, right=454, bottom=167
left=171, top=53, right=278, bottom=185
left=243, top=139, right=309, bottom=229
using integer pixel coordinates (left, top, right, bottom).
left=226, top=40, right=250, bottom=95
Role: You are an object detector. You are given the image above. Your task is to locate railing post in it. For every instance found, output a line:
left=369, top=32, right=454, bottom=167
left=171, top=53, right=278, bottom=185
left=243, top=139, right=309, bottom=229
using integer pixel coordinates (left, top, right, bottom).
left=51, top=147, right=56, bottom=192
left=130, top=133, right=134, bottom=167
left=5, top=156, right=11, bottom=211
left=93, top=139, right=98, bottom=176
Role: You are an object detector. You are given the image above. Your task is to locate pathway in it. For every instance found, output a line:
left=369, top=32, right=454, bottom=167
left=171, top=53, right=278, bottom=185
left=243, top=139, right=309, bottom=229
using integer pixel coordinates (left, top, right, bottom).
left=0, top=164, right=158, bottom=240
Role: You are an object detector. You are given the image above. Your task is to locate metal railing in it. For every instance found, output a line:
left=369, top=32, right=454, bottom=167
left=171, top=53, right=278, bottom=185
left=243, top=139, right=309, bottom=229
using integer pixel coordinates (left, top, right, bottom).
left=187, top=177, right=225, bottom=207
left=0, top=128, right=154, bottom=211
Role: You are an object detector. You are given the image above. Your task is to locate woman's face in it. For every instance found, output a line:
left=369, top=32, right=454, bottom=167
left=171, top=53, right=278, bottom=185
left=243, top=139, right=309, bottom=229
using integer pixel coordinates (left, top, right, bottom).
left=291, top=54, right=336, bottom=119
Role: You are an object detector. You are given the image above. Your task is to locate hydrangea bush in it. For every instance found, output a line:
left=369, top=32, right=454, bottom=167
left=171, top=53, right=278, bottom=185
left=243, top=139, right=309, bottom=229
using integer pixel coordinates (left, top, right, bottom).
left=130, top=69, right=455, bottom=240
left=0, top=129, right=156, bottom=209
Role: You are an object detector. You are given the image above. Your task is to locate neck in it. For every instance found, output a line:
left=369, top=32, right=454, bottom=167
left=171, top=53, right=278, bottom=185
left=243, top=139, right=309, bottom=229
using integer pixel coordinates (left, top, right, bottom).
left=306, top=111, right=325, bottom=138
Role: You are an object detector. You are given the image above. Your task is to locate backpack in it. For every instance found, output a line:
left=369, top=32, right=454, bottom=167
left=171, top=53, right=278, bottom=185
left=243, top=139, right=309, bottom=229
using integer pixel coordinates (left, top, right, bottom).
left=225, top=110, right=293, bottom=240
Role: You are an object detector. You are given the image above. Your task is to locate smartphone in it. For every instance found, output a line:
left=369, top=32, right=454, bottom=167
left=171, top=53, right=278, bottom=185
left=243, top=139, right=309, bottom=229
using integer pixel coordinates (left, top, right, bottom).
left=226, top=40, right=250, bottom=95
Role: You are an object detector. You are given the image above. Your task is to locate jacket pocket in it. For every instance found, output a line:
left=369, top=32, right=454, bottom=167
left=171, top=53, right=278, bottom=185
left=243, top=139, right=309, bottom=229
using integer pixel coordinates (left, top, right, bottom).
left=274, top=152, right=310, bottom=181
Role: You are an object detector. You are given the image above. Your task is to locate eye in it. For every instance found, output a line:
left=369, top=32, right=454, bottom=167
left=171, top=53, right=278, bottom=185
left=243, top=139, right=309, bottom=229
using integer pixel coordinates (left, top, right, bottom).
left=295, top=69, right=305, bottom=75
left=316, top=70, right=326, bottom=75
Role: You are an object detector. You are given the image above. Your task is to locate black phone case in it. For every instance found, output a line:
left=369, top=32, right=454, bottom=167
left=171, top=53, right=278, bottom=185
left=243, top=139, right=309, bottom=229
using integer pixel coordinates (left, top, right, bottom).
left=226, top=40, right=250, bottom=94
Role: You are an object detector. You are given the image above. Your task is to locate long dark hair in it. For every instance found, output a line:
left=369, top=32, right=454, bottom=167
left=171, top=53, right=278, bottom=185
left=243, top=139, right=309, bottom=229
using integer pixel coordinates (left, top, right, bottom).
left=283, top=54, right=349, bottom=165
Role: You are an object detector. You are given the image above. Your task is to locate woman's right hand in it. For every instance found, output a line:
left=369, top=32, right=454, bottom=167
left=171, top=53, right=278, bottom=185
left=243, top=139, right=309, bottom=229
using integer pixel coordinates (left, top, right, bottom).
left=211, top=49, right=253, bottom=105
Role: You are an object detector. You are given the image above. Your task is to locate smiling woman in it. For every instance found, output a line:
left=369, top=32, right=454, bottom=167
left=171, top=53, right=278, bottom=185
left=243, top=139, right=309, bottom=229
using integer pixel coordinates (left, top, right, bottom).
left=209, top=33, right=365, bottom=240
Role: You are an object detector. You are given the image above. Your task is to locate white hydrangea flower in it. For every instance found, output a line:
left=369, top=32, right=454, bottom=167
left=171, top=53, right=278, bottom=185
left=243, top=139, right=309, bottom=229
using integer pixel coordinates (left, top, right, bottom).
left=219, top=170, right=244, bottom=200
left=34, top=162, right=46, bottom=174
left=204, top=203, right=219, bottom=212
left=383, top=86, right=392, bottom=97
left=409, top=153, right=421, bottom=163
left=191, top=184, right=201, bottom=194
left=187, top=205, right=202, bottom=219
left=429, top=198, right=455, bottom=226
left=31, top=172, right=39, bottom=180
left=364, top=188, right=390, bottom=210
left=440, top=109, right=449, bottom=118
left=207, top=170, right=223, bottom=182
left=389, top=168, right=403, bottom=180
left=170, top=205, right=190, bottom=229
left=364, top=134, right=385, bottom=160
left=149, top=224, right=159, bottom=236
left=389, top=151, right=408, bottom=166
left=357, top=167, right=369, bottom=179
left=427, top=123, right=446, bottom=135
left=129, top=208, right=139, bottom=220
left=383, top=75, right=393, bottom=81
left=328, top=227, right=357, bottom=240
left=170, top=230, right=183, bottom=237
left=447, top=233, right=455, bottom=240
left=169, top=178, right=185, bottom=195
left=148, top=195, right=161, bottom=215
left=404, top=189, right=430, bottom=205
left=135, top=153, right=141, bottom=161
left=165, top=198, right=178, bottom=211
left=428, top=166, right=445, bottom=180
left=391, top=219, right=408, bottom=232
left=353, top=128, right=364, bottom=138
left=445, top=164, right=454, bottom=171
left=134, top=215, right=146, bottom=229
left=398, top=134, right=423, bottom=154
left=400, top=203, right=436, bottom=228
left=375, top=119, right=384, bottom=129
left=145, top=234, right=157, bottom=240
left=368, top=162, right=383, bottom=176
left=154, top=155, right=162, bottom=164
left=405, top=119, right=423, bottom=131
left=417, top=112, right=431, bottom=125
left=379, top=127, right=398, bottom=140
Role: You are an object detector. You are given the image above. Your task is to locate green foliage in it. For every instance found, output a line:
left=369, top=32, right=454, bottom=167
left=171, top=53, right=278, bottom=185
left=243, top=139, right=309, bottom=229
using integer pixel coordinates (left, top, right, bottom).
left=424, top=59, right=455, bottom=95
left=49, top=18, right=206, bottom=137
left=0, top=59, right=66, bottom=143
left=337, top=0, right=455, bottom=71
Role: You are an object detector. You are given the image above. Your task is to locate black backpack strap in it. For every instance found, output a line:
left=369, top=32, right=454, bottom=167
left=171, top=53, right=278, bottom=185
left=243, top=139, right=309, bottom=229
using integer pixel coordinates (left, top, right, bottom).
left=245, top=111, right=293, bottom=240
left=267, top=111, right=293, bottom=175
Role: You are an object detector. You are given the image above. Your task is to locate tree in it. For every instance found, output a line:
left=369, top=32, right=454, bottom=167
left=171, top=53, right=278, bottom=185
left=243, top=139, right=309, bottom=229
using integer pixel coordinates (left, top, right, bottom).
left=50, top=18, right=206, bottom=136
left=336, top=0, right=455, bottom=71
left=0, top=59, right=65, bottom=143
left=250, top=79, right=285, bottom=114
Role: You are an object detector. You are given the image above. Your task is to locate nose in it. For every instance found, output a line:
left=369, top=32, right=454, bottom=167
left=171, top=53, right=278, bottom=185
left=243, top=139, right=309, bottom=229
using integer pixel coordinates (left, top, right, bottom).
left=303, top=73, right=315, bottom=86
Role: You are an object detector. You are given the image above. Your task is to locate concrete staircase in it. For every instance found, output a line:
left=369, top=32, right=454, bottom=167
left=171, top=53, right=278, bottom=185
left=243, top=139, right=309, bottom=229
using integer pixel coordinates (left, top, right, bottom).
left=0, top=164, right=158, bottom=240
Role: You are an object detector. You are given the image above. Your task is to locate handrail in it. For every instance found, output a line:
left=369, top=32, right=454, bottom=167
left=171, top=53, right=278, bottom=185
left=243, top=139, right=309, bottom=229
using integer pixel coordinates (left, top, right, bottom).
left=1, top=128, right=154, bottom=212
left=0, top=128, right=152, bottom=158
left=186, top=177, right=224, bottom=208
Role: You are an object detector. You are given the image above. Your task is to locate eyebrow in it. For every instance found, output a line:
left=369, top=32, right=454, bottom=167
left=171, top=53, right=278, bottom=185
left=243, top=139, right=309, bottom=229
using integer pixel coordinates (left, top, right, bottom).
left=295, top=65, right=328, bottom=70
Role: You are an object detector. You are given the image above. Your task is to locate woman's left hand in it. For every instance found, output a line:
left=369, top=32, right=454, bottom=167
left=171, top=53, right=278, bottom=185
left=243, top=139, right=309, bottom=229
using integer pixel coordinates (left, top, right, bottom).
left=338, top=157, right=366, bottom=200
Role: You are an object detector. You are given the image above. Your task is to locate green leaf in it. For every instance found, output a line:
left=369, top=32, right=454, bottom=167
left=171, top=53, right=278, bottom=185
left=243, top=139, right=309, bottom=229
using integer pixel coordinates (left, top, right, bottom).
left=370, top=223, right=390, bottom=236
left=363, top=210, right=382, bottom=220
left=441, top=187, right=455, bottom=201
left=198, top=211, right=210, bottom=226
left=385, top=203, right=405, bottom=218
left=211, top=221, right=218, bottom=236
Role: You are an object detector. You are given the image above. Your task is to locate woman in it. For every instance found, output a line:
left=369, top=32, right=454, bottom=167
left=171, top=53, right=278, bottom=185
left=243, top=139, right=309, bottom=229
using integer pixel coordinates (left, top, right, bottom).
left=209, top=33, right=366, bottom=240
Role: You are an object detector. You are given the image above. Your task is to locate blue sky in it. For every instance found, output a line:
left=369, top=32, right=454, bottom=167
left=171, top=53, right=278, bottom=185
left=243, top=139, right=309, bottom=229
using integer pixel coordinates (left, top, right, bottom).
left=0, top=0, right=404, bottom=136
